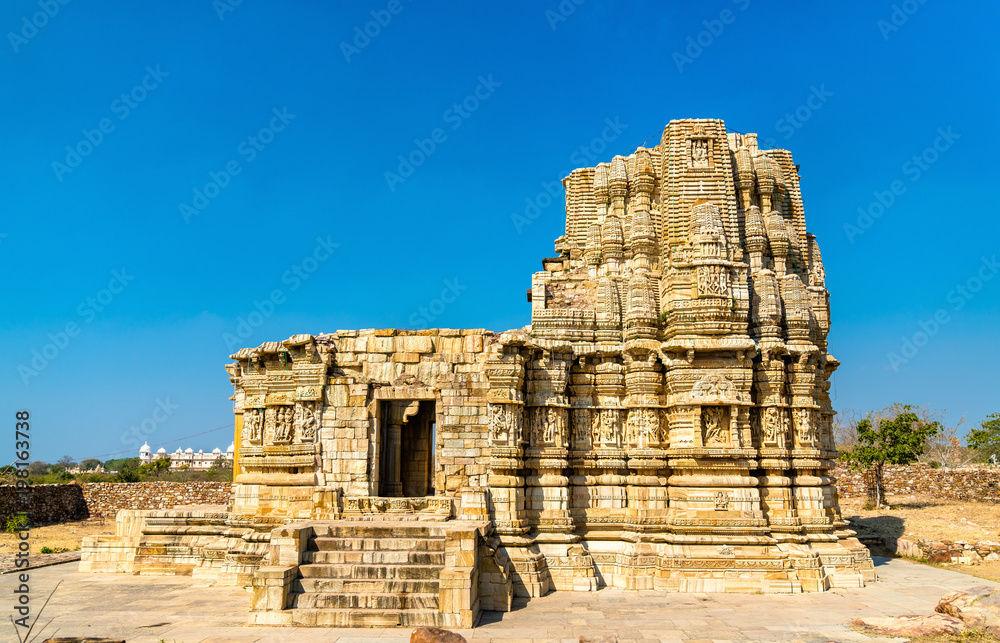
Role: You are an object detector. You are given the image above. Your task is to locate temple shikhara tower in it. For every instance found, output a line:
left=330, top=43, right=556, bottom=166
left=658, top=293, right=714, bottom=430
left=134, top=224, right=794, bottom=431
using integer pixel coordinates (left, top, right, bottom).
left=82, top=119, right=875, bottom=628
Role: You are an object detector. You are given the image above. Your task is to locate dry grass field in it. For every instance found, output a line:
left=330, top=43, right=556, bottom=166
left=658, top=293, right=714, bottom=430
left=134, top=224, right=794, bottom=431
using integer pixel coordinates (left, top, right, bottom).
left=0, top=518, right=113, bottom=553
left=841, top=493, right=1000, bottom=583
left=840, top=493, right=1000, bottom=542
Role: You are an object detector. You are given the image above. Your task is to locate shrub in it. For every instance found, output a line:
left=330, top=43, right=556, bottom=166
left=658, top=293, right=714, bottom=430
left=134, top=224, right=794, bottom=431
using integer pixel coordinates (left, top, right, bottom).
left=3, top=514, right=28, bottom=534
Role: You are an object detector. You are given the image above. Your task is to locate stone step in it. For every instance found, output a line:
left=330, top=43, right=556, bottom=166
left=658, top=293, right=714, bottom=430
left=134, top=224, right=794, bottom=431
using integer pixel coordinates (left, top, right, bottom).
left=315, top=524, right=449, bottom=539
left=294, top=577, right=440, bottom=594
left=311, top=536, right=446, bottom=552
left=290, top=591, right=439, bottom=610
left=303, top=549, right=445, bottom=565
left=289, top=607, right=443, bottom=628
left=299, top=563, right=442, bottom=580
left=136, top=546, right=194, bottom=556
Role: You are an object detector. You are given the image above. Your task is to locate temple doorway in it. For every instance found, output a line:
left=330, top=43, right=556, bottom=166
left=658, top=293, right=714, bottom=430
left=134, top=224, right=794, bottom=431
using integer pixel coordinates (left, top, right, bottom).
left=378, top=400, right=436, bottom=497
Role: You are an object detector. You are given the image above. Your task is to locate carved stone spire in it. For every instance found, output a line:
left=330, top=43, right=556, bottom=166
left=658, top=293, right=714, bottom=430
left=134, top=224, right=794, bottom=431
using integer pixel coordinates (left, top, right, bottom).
left=595, top=276, right=622, bottom=343
left=624, top=272, right=658, bottom=341
left=753, top=153, right=776, bottom=211
left=734, top=146, right=756, bottom=211
left=744, top=205, right=767, bottom=272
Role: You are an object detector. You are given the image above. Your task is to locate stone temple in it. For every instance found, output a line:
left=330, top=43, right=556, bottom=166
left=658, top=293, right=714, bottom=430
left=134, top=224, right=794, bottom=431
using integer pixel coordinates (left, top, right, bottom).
left=81, top=119, right=875, bottom=627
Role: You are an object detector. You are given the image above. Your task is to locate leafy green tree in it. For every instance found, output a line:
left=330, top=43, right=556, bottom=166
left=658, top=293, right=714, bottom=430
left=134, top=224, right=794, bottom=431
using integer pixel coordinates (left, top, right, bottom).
left=110, top=468, right=141, bottom=483
left=840, top=404, right=941, bottom=507
left=138, top=457, right=171, bottom=477
left=968, top=413, right=1000, bottom=462
left=79, top=459, right=103, bottom=471
left=107, top=457, right=142, bottom=482
left=103, top=457, right=140, bottom=473
left=26, top=461, right=50, bottom=476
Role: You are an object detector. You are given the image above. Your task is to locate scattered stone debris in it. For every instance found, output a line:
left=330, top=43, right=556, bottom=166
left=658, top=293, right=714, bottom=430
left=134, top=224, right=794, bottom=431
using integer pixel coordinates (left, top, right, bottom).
left=855, top=586, right=1000, bottom=637
left=410, top=626, right=467, bottom=643
left=936, top=585, right=1000, bottom=634
left=853, top=612, right=967, bottom=637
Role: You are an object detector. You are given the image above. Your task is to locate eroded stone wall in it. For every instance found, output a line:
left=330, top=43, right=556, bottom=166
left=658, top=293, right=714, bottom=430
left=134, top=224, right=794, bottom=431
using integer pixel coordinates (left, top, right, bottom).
left=0, top=482, right=233, bottom=524
left=834, top=464, right=1000, bottom=503
left=0, top=484, right=87, bottom=524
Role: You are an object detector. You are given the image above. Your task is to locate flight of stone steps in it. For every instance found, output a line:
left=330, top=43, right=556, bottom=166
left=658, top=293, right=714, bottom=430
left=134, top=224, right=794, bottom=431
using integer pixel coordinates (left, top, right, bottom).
left=288, top=523, right=449, bottom=627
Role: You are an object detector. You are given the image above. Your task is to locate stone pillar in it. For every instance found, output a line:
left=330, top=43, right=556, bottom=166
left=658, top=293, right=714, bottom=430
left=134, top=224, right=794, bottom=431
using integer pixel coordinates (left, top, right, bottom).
left=384, top=401, right=419, bottom=498
left=485, top=348, right=528, bottom=536
left=385, top=422, right=402, bottom=497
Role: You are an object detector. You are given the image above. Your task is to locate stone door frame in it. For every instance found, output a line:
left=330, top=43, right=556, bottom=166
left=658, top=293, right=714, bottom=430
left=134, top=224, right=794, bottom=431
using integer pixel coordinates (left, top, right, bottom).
left=368, top=385, right=442, bottom=497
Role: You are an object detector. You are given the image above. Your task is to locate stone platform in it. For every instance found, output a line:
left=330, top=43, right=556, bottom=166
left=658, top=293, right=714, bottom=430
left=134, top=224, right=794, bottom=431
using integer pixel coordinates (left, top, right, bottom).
left=7, top=556, right=996, bottom=642
left=249, top=519, right=507, bottom=628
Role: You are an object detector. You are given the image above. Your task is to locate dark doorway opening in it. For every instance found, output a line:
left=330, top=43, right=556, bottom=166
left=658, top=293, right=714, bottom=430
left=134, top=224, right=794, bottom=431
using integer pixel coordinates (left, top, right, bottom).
left=378, top=400, right=435, bottom=497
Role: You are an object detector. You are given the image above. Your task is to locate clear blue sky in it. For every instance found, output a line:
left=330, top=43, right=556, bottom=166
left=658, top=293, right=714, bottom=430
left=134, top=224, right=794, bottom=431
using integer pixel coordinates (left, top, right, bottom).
left=2, top=1, right=997, bottom=462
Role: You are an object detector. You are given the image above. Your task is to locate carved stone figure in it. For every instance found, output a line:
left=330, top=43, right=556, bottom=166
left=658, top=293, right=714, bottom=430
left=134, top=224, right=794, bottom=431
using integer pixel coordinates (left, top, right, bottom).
left=273, top=406, right=293, bottom=443
left=245, top=408, right=263, bottom=444
left=572, top=408, right=591, bottom=447
left=596, top=408, right=622, bottom=447
left=763, top=407, right=784, bottom=448
left=702, top=406, right=728, bottom=446
left=793, top=408, right=818, bottom=448
left=691, top=138, right=709, bottom=167
left=297, top=401, right=319, bottom=441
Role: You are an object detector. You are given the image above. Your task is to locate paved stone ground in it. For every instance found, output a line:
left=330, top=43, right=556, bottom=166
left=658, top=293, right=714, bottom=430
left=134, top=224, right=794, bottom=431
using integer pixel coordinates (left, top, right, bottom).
left=0, top=551, right=81, bottom=574
left=1, top=556, right=996, bottom=643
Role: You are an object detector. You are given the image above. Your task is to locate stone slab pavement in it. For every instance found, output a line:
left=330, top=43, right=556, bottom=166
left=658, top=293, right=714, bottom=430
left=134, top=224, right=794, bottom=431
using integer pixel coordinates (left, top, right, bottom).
left=1, top=556, right=996, bottom=643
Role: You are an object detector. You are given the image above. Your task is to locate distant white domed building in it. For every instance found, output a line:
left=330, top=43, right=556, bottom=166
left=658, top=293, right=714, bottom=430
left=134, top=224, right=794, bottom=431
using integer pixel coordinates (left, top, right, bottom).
left=138, top=441, right=234, bottom=469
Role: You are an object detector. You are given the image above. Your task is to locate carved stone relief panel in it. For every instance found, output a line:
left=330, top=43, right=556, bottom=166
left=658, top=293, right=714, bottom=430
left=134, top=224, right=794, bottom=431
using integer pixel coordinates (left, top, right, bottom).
left=793, top=408, right=818, bottom=448
left=690, top=136, right=712, bottom=168
left=697, top=265, right=730, bottom=297
left=571, top=408, right=591, bottom=449
left=762, top=407, right=787, bottom=448
left=701, top=406, right=730, bottom=446
left=273, top=405, right=293, bottom=444
left=528, top=406, right=566, bottom=448
left=489, top=403, right=522, bottom=446
left=296, top=401, right=320, bottom=442
left=627, top=407, right=662, bottom=448
left=594, top=408, right=623, bottom=448
left=244, top=408, right=264, bottom=445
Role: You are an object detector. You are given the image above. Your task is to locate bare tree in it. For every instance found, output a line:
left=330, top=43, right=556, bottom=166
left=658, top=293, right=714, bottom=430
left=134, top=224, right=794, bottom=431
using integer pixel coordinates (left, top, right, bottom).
left=922, top=416, right=977, bottom=468
left=833, top=407, right=861, bottom=451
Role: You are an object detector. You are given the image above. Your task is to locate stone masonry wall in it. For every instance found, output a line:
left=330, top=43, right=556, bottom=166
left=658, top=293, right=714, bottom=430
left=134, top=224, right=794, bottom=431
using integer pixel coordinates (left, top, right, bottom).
left=0, top=484, right=87, bottom=525
left=834, top=463, right=1000, bottom=503
left=0, top=482, right=234, bottom=524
